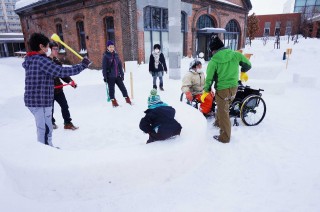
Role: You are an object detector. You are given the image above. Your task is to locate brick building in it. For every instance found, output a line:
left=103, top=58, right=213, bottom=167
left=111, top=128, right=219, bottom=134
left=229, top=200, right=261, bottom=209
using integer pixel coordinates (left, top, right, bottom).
left=255, top=13, right=301, bottom=37
left=15, top=0, right=252, bottom=68
left=310, top=14, right=320, bottom=37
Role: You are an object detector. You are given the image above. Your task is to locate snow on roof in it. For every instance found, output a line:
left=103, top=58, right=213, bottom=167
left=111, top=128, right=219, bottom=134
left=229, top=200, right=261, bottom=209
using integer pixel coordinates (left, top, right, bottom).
left=309, top=14, right=320, bottom=21
left=15, top=0, right=42, bottom=10
left=198, top=27, right=227, bottom=33
left=0, top=33, right=23, bottom=36
left=216, top=0, right=242, bottom=8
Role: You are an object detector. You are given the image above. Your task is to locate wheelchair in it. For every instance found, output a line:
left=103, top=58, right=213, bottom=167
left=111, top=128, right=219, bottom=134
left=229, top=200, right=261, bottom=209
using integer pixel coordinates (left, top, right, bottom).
left=180, top=81, right=266, bottom=126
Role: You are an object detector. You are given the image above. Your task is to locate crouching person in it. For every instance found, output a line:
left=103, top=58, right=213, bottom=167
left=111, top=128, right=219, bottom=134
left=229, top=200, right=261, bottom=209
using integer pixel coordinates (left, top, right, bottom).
left=139, top=89, right=182, bottom=144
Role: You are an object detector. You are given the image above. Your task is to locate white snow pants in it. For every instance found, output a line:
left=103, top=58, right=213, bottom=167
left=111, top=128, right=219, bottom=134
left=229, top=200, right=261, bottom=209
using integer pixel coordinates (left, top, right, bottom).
left=28, top=107, right=53, bottom=146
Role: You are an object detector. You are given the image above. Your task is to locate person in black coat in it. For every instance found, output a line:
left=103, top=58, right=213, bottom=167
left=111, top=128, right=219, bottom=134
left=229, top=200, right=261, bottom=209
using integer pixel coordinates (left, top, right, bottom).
left=149, top=44, right=167, bottom=91
left=102, top=40, right=131, bottom=107
left=48, top=42, right=78, bottom=130
left=139, top=89, right=182, bottom=144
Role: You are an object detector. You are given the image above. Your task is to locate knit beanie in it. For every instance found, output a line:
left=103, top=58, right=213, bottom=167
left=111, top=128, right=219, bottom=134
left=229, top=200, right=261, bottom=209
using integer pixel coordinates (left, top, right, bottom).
left=147, top=89, right=168, bottom=109
left=209, top=34, right=224, bottom=51
left=106, top=40, right=114, bottom=47
left=150, top=88, right=157, bottom=96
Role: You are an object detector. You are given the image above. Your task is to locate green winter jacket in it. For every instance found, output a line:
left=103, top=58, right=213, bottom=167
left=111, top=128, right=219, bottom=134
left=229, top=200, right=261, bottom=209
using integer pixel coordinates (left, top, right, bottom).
left=204, top=48, right=251, bottom=91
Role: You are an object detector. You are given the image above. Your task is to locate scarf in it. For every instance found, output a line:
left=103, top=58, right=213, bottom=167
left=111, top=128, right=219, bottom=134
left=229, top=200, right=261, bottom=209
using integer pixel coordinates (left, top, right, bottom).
left=152, top=51, right=161, bottom=69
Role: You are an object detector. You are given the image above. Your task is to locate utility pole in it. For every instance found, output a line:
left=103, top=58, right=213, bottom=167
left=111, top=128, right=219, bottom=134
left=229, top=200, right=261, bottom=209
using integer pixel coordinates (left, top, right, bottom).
left=168, top=0, right=181, bottom=79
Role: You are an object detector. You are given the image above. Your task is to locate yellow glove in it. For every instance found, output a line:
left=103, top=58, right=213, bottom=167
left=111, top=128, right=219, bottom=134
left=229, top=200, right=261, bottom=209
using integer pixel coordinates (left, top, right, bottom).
left=240, top=72, right=249, bottom=82
left=200, top=92, right=209, bottom=103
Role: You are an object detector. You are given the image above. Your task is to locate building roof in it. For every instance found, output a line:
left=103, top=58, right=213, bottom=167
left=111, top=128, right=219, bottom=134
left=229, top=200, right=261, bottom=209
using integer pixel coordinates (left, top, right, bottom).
left=197, top=27, right=227, bottom=33
left=15, top=0, right=252, bottom=13
left=15, top=0, right=55, bottom=13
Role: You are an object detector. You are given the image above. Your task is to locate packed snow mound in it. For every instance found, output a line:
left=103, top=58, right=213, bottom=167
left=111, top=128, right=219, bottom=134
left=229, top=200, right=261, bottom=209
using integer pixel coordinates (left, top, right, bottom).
left=0, top=77, right=208, bottom=200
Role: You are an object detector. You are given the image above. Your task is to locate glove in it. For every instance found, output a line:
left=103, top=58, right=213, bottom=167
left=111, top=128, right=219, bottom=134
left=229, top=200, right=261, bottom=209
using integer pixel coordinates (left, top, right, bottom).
left=200, top=92, right=209, bottom=103
left=240, top=72, right=249, bottom=82
left=121, top=76, right=124, bottom=81
left=185, top=92, right=193, bottom=101
left=103, top=78, right=107, bottom=82
left=81, top=57, right=92, bottom=68
left=70, top=80, right=77, bottom=88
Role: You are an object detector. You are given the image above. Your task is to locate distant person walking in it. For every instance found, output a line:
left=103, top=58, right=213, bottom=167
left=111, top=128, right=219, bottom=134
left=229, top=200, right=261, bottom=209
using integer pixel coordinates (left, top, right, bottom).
left=23, top=33, right=91, bottom=147
left=149, top=44, right=167, bottom=91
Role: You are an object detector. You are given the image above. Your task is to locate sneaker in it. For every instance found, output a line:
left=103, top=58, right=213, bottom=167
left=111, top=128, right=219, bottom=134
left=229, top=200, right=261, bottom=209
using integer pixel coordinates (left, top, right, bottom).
left=153, top=85, right=157, bottom=89
left=64, top=122, right=79, bottom=130
left=52, top=123, right=58, bottom=129
left=111, top=99, right=119, bottom=107
left=160, top=87, right=164, bottom=91
left=213, top=135, right=229, bottom=143
left=125, top=97, right=132, bottom=105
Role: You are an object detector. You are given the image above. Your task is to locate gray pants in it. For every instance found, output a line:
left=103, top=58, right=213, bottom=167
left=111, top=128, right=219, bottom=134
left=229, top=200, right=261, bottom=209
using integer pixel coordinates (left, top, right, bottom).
left=28, top=107, right=53, bottom=146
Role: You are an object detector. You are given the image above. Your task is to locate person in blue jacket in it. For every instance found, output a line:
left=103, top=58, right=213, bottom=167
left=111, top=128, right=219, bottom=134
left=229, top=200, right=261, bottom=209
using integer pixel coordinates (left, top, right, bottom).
left=23, top=33, right=91, bottom=147
left=139, top=89, right=182, bottom=144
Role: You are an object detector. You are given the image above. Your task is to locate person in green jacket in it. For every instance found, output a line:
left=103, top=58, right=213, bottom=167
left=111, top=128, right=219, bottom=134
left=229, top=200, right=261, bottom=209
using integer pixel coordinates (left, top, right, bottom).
left=202, top=34, right=251, bottom=143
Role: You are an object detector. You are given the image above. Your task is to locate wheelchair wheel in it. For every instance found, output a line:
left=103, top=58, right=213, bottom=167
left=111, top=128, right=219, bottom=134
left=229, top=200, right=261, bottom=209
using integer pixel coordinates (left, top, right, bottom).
left=240, top=95, right=266, bottom=126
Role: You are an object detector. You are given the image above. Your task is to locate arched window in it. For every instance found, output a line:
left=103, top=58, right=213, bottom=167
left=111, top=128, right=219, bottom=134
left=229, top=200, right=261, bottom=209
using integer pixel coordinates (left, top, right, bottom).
left=56, top=23, right=64, bottom=49
left=197, top=15, right=215, bottom=29
left=225, top=19, right=240, bottom=50
left=76, top=21, right=86, bottom=50
left=105, top=17, right=115, bottom=43
left=226, top=19, right=239, bottom=33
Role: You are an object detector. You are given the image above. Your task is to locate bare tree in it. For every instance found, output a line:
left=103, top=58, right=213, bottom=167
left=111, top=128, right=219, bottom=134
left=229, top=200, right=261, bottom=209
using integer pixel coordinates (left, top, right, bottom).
left=299, top=3, right=320, bottom=38
left=247, top=13, right=259, bottom=46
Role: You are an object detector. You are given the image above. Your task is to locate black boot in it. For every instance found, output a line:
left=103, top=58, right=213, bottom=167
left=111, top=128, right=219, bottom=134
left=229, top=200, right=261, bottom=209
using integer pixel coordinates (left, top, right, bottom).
left=159, top=83, right=164, bottom=91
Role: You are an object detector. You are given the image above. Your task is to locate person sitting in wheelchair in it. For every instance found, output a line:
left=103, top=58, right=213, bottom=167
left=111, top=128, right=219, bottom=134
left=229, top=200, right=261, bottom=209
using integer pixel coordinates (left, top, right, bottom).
left=181, top=59, right=214, bottom=117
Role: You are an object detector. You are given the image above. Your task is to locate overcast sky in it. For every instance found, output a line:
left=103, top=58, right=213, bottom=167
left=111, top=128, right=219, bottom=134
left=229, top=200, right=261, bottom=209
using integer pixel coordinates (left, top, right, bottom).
left=250, top=0, right=289, bottom=15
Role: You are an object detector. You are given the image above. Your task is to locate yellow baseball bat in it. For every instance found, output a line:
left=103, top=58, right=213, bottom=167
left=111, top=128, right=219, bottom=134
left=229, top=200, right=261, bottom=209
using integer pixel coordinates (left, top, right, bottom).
left=51, top=33, right=83, bottom=60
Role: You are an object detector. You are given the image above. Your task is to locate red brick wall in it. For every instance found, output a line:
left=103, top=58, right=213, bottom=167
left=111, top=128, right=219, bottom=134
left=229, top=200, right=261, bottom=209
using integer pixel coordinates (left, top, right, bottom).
left=185, top=2, right=248, bottom=53
left=311, top=21, right=320, bottom=38
left=18, top=1, right=125, bottom=69
left=256, top=13, right=301, bottom=37
left=18, top=0, right=250, bottom=68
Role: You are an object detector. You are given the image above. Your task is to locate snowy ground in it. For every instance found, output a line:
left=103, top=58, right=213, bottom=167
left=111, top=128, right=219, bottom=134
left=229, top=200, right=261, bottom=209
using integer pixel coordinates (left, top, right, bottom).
left=1, top=37, right=320, bottom=212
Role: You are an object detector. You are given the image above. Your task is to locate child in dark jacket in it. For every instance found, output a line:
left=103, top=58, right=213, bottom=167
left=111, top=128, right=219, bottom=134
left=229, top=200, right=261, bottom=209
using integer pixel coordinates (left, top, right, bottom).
left=149, top=44, right=167, bottom=91
left=102, top=40, right=131, bottom=107
left=139, top=89, right=182, bottom=144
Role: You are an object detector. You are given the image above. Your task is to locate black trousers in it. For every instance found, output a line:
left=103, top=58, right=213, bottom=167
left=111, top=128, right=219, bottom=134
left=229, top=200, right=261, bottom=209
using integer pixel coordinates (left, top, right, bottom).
left=148, top=128, right=182, bottom=142
left=107, top=76, right=129, bottom=100
left=52, top=91, right=72, bottom=124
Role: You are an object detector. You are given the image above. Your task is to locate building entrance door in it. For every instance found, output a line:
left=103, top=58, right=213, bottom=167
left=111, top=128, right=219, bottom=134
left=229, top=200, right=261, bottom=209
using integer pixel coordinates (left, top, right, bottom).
left=196, top=33, right=212, bottom=60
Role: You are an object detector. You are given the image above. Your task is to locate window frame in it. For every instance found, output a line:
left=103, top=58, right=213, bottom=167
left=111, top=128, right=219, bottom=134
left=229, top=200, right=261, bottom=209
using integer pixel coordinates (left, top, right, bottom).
left=76, top=21, right=87, bottom=51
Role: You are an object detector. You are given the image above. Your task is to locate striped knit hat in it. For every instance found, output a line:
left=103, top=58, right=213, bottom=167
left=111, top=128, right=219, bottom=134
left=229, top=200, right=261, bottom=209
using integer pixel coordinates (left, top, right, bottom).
left=148, top=89, right=168, bottom=109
